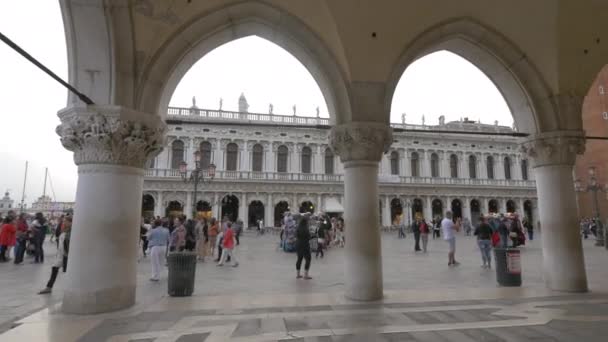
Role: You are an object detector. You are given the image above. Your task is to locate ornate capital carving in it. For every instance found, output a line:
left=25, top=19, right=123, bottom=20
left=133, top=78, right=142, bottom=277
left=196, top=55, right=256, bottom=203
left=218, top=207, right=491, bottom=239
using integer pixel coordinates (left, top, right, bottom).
left=520, top=131, right=585, bottom=168
left=329, top=122, right=392, bottom=163
left=56, top=106, right=167, bottom=168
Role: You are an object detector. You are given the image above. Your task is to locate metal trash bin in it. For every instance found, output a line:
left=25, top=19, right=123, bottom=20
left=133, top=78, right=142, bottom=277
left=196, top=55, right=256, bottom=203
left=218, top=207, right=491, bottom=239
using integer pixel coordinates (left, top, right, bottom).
left=167, top=252, right=197, bottom=296
left=494, top=247, right=522, bottom=287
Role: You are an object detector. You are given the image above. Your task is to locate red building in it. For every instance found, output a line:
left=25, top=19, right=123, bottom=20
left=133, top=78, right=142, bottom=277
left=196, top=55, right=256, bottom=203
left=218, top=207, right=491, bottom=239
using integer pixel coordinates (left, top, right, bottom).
left=575, top=65, right=608, bottom=219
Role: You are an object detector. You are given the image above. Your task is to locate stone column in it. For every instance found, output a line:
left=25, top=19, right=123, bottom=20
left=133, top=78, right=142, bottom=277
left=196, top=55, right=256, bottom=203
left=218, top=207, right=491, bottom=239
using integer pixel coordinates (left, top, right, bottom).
left=521, top=131, right=587, bottom=292
left=214, top=139, right=223, bottom=170
left=330, top=122, right=392, bottom=301
left=155, top=191, right=163, bottom=217
left=56, top=105, right=166, bottom=314
left=424, top=196, right=432, bottom=221
left=213, top=192, right=220, bottom=219
left=265, top=143, right=274, bottom=172
left=241, top=143, right=250, bottom=171
left=185, top=191, right=193, bottom=219
left=238, top=192, right=247, bottom=221
left=382, top=195, right=391, bottom=227
left=266, top=193, right=273, bottom=227
left=422, top=150, right=430, bottom=177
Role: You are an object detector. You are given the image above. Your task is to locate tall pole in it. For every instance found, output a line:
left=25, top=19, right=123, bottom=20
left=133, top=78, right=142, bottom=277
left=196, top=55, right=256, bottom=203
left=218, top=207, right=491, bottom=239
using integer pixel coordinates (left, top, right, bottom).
left=42, top=167, right=48, bottom=197
left=192, top=170, right=199, bottom=219
left=592, top=186, right=605, bottom=247
left=19, top=161, right=28, bottom=213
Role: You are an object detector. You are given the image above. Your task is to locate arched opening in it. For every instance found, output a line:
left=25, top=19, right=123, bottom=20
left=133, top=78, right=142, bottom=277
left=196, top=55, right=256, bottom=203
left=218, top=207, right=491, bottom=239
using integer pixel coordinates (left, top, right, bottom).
left=248, top=200, right=265, bottom=228
left=412, top=198, right=423, bottom=221
left=277, top=145, right=288, bottom=173
left=504, top=157, right=512, bottom=180
left=524, top=200, right=534, bottom=223
left=470, top=199, right=481, bottom=226
left=200, top=141, right=212, bottom=170
left=165, top=201, right=183, bottom=218
left=171, top=140, right=184, bottom=169
left=411, top=152, right=420, bottom=177
left=301, top=146, right=312, bottom=174
left=390, top=198, right=403, bottom=225
left=486, top=156, right=495, bottom=180
left=252, top=144, right=264, bottom=172
left=324, top=147, right=334, bottom=175
left=299, top=201, right=315, bottom=214
left=521, top=159, right=529, bottom=180
left=390, top=151, right=400, bottom=175
left=142, top=194, right=155, bottom=219
left=506, top=200, right=516, bottom=214
left=451, top=199, right=462, bottom=219
left=196, top=200, right=212, bottom=220
left=449, top=154, right=459, bottom=178
left=432, top=199, right=443, bottom=219
left=430, top=153, right=439, bottom=177
left=274, top=201, right=290, bottom=227
left=221, top=195, right=239, bottom=222
left=488, top=199, right=499, bottom=214
left=468, top=155, right=477, bottom=179
left=226, top=143, right=239, bottom=171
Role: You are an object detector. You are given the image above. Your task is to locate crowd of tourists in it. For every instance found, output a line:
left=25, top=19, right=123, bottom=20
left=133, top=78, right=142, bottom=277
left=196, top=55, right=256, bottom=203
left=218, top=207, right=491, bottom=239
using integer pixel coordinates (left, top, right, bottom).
left=579, top=217, right=603, bottom=239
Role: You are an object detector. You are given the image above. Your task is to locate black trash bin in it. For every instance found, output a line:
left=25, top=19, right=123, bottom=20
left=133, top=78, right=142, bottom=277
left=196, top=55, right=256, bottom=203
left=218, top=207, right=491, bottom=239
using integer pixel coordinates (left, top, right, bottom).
left=167, top=252, right=197, bottom=296
left=494, top=247, right=522, bottom=287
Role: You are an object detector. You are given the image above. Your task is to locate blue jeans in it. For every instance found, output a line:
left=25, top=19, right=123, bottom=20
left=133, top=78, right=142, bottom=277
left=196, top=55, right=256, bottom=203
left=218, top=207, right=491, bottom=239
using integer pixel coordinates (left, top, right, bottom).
left=478, top=239, right=492, bottom=266
left=13, top=239, right=26, bottom=264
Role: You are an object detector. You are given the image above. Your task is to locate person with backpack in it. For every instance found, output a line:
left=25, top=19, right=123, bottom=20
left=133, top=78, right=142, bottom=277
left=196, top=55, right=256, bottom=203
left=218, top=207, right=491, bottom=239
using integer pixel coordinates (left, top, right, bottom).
left=420, top=218, right=430, bottom=253
left=474, top=215, right=493, bottom=269
left=38, top=216, right=72, bottom=294
left=30, top=212, right=47, bottom=264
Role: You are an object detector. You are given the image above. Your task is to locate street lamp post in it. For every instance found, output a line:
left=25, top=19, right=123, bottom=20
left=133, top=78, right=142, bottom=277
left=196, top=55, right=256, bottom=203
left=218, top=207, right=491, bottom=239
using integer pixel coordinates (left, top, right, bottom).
left=574, top=166, right=607, bottom=248
left=179, top=151, right=216, bottom=219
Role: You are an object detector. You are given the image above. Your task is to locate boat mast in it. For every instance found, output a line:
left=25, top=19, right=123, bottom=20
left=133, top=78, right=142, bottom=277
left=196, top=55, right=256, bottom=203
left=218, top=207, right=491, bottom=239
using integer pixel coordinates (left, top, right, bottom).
left=42, top=167, right=48, bottom=198
left=19, top=161, right=28, bottom=213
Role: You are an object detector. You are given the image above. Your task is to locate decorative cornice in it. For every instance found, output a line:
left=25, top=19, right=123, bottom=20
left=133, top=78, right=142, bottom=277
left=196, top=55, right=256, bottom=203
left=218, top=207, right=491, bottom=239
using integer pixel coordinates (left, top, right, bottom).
left=329, top=122, right=392, bottom=163
left=56, top=106, right=167, bottom=168
left=520, top=131, right=585, bottom=168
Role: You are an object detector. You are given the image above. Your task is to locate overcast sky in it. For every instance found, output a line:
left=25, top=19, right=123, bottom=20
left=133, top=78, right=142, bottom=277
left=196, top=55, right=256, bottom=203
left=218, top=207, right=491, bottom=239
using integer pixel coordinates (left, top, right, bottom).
left=0, top=1, right=512, bottom=205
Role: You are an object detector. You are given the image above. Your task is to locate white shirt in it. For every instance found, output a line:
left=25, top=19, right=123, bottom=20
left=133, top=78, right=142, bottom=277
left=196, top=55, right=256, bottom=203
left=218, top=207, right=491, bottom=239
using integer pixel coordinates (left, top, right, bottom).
left=441, top=218, right=455, bottom=240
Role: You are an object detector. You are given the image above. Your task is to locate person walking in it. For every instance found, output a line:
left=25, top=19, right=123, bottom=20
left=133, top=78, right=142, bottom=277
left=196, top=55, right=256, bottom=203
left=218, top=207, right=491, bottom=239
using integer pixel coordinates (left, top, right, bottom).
left=420, top=218, right=430, bottom=253
left=316, top=215, right=330, bottom=258
left=463, top=217, right=473, bottom=236
left=140, top=218, right=151, bottom=257
left=523, top=218, right=533, bottom=241
left=170, top=216, right=187, bottom=252
left=217, top=222, right=238, bottom=267
left=184, top=219, right=196, bottom=251
left=13, top=213, right=29, bottom=264
left=147, top=219, right=170, bottom=281
left=474, top=216, right=493, bottom=269
left=295, top=214, right=312, bottom=279
left=497, top=216, right=510, bottom=248
left=30, top=213, right=48, bottom=263
left=433, top=218, right=441, bottom=239
left=208, top=218, right=218, bottom=258
left=0, top=216, right=17, bottom=262
left=411, top=218, right=421, bottom=252
left=195, top=218, right=208, bottom=261
left=38, top=216, right=72, bottom=294
left=442, top=211, right=461, bottom=267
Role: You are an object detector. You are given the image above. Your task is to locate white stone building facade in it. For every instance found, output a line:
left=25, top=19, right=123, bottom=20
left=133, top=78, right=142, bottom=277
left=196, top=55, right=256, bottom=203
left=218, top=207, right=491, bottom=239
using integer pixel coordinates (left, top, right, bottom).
left=143, top=105, right=538, bottom=228
left=0, top=192, right=15, bottom=217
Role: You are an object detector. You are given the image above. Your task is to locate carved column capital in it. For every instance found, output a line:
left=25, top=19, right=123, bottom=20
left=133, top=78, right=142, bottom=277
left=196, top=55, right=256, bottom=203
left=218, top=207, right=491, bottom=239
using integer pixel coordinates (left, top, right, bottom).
left=56, top=105, right=167, bottom=168
left=520, top=131, right=585, bottom=168
left=329, top=122, right=392, bottom=163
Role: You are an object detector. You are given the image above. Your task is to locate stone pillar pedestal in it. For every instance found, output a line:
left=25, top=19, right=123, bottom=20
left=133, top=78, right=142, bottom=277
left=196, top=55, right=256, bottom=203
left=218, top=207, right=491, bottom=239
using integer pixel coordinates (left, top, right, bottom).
left=521, top=131, right=587, bottom=292
left=330, top=122, right=392, bottom=301
left=382, top=196, right=391, bottom=227
left=56, top=105, right=166, bottom=314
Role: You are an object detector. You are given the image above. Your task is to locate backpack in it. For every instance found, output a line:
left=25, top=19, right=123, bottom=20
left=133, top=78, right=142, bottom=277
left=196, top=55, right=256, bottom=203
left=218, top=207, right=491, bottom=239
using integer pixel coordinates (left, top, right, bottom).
left=491, top=231, right=500, bottom=247
left=63, top=230, right=71, bottom=255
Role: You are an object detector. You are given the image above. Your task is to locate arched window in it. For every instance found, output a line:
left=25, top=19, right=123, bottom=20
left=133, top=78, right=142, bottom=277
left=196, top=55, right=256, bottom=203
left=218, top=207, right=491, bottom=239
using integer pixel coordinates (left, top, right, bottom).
left=277, top=145, right=288, bottom=173
left=450, top=154, right=458, bottom=178
left=171, top=140, right=184, bottom=169
left=301, top=146, right=312, bottom=173
left=411, top=152, right=420, bottom=177
left=600, top=85, right=605, bottom=95
left=486, top=156, right=495, bottom=179
left=390, top=151, right=399, bottom=175
left=226, top=143, right=238, bottom=171
left=324, top=147, right=334, bottom=175
left=521, top=159, right=529, bottom=180
left=504, top=156, right=512, bottom=180
left=200, top=141, right=212, bottom=169
left=430, top=153, right=439, bottom=177
left=252, top=144, right=263, bottom=172
left=468, top=155, right=477, bottom=179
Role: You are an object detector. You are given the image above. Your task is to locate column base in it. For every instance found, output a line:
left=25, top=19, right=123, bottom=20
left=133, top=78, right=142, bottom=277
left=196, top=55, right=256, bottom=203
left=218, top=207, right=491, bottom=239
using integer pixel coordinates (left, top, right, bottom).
left=62, top=286, right=135, bottom=314
left=345, top=288, right=384, bottom=302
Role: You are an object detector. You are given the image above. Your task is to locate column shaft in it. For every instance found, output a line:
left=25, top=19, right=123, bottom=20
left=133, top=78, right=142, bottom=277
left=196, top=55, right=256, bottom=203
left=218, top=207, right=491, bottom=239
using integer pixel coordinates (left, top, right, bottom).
left=344, top=161, right=383, bottom=300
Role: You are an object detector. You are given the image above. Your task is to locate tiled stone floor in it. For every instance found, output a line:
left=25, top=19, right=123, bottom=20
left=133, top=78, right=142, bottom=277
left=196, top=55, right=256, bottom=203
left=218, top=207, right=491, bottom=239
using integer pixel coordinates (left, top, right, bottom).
left=1, top=231, right=608, bottom=341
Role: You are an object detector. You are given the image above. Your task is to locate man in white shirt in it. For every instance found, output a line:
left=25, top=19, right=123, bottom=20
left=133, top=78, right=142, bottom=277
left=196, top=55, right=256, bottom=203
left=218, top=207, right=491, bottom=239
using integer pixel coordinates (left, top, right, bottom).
left=441, top=211, right=461, bottom=267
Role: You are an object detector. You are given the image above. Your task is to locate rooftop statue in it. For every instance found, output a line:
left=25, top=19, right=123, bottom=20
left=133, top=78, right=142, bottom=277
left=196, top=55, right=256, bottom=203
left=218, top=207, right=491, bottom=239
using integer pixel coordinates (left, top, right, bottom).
left=269, top=103, right=274, bottom=114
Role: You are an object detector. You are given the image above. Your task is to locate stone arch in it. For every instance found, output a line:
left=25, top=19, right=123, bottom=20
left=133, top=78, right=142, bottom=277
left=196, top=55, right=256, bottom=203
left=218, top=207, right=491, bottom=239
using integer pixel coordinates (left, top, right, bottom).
left=138, top=1, right=351, bottom=124
left=386, top=17, right=557, bottom=133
